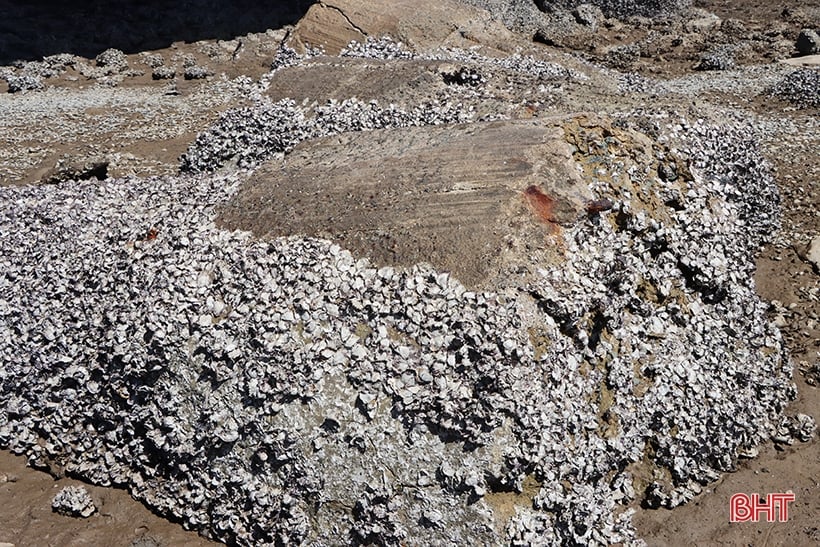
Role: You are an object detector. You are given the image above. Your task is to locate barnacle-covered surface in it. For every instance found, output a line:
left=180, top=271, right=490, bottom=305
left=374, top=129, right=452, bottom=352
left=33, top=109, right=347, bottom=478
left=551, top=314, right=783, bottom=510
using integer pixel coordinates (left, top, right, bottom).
left=0, top=95, right=800, bottom=545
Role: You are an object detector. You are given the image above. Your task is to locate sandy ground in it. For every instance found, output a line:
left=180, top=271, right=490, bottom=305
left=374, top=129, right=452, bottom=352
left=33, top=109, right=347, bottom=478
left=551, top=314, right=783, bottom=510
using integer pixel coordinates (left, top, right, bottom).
left=0, top=0, right=818, bottom=545
left=0, top=450, right=215, bottom=547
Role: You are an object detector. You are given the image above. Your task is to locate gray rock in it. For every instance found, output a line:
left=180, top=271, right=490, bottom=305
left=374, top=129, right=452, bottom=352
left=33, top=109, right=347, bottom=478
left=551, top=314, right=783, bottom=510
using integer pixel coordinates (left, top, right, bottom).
left=683, top=9, right=721, bottom=33
left=572, top=4, right=603, bottom=27
left=130, top=536, right=165, bottom=547
left=792, top=414, right=816, bottom=442
left=140, top=53, right=165, bottom=68
left=183, top=65, right=212, bottom=80
left=4, top=74, right=44, bottom=93
left=770, top=68, right=820, bottom=108
left=533, top=0, right=690, bottom=19
left=0, top=38, right=797, bottom=547
left=95, top=48, right=128, bottom=71
left=808, top=236, right=820, bottom=272
left=151, top=66, right=176, bottom=80
left=695, top=46, right=735, bottom=71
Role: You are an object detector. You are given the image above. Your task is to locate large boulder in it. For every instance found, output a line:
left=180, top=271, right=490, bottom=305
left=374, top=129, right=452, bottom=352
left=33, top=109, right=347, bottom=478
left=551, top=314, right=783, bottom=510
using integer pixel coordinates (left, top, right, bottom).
left=287, top=0, right=519, bottom=54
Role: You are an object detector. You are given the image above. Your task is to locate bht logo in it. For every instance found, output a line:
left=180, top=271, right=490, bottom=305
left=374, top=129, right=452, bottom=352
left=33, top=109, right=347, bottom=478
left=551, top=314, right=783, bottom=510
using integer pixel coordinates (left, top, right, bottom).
left=730, top=492, right=795, bottom=523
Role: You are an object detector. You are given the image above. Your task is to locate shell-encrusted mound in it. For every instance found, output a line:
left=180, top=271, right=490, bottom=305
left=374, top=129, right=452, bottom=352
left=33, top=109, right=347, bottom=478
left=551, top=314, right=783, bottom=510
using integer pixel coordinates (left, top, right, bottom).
left=0, top=101, right=797, bottom=545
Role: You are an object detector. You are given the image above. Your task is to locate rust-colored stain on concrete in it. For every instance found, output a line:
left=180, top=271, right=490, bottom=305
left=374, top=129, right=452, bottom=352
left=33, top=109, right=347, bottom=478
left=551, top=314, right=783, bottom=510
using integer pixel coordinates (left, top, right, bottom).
left=523, top=185, right=560, bottom=233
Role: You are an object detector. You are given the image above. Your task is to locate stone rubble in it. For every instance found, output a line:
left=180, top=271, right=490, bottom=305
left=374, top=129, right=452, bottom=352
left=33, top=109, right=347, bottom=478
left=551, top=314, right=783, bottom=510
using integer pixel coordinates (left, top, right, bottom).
left=808, top=236, right=820, bottom=272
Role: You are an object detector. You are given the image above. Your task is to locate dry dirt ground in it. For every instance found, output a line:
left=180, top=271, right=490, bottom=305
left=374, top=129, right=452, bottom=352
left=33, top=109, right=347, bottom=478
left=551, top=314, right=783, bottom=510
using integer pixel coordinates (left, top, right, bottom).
left=0, top=0, right=818, bottom=545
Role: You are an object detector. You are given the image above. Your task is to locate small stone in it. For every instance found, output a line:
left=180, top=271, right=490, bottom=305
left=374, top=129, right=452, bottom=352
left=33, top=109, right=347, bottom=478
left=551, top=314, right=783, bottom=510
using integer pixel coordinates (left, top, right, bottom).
left=152, top=66, right=176, bottom=80
left=422, top=509, right=444, bottom=527
left=52, top=485, right=96, bottom=518
left=658, top=162, right=677, bottom=182
left=196, top=271, right=212, bottom=287
left=807, top=236, right=820, bottom=273
left=184, top=66, right=212, bottom=80
left=737, top=446, right=759, bottom=458
left=792, top=414, right=816, bottom=442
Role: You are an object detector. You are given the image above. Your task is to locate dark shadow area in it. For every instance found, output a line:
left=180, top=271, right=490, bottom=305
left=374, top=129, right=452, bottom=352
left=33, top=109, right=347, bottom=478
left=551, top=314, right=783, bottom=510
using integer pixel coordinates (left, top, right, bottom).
left=0, top=0, right=316, bottom=65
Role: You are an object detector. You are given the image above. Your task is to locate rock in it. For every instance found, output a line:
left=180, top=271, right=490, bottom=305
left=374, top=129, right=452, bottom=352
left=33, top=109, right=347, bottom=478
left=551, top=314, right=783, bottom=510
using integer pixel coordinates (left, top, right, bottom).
left=33, top=156, right=109, bottom=185
left=684, top=10, right=721, bottom=33
left=4, top=74, right=44, bottom=93
left=152, top=66, right=176, bottom=80
left=95, top=48, right=128, bottom=71
left=769, top=68, right=820, bottom=108
left=0, top=17, right=799, bottom=547
left=52, top=485, right=96, bottom=518
left=720, top=18, right=746, bottom=37
left=780, top=54, right=820, bottom=66
left=218, top=117, right=596, bottom=288
left=184, top=65, right=212, bottom=80
left=796, top=28, right=820, bottom=56
left=533, top=0, right=689, bottom=18
left=572, top=4, right=603, bottom=28
left=129, top=537, right=163, bottom=547
left=808, top=236, right=820, bottom=273
left=286, top=0, right=518, bottom=54
left=792, top=414, right=816, bottom=442
left=695, top=46, right=735, bottom=71
left=266, top=56, right=443, bottom=104
left=139, top=52, right=164, bottom=68
left=606, top=43, right=640, bottom=69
